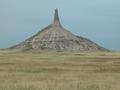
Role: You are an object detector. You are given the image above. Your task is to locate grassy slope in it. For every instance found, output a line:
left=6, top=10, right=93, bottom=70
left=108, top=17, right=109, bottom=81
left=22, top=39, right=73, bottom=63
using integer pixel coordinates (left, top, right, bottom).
left=0, top=50, right=120, bottom=90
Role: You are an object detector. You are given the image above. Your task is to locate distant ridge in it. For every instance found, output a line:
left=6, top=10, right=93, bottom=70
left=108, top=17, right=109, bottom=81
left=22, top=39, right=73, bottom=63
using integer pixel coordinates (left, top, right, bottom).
left=10, top=8, right=109, bottom=51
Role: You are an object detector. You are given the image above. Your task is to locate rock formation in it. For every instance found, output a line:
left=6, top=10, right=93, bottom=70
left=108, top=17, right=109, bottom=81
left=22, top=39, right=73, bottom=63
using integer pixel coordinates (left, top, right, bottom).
left=10, top=8, right=108, bottom=51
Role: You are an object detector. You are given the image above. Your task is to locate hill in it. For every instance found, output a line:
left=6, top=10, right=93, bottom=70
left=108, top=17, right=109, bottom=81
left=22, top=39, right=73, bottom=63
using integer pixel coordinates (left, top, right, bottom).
left=10, top=8, right=109, bottom=51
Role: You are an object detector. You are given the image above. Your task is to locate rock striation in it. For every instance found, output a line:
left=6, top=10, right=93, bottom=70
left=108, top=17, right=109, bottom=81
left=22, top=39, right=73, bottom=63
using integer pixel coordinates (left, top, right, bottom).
left=11, top=8, right=108, bottom=51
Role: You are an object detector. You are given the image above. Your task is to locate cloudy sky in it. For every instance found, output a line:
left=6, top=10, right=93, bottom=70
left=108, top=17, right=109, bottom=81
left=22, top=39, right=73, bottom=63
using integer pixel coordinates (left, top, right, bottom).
left=0, top=0, right=120, bottom=50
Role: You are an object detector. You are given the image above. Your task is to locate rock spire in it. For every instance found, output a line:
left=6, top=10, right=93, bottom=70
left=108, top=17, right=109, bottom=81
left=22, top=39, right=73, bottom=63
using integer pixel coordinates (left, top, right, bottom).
left=10, top=9, right=109, bottom=52
left=53, top=8, right=62, bottom=27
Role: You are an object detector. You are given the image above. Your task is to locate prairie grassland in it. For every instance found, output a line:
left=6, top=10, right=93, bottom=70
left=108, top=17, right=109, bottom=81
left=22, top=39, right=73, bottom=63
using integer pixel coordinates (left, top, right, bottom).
left=0, top=50, right=120, bottom=90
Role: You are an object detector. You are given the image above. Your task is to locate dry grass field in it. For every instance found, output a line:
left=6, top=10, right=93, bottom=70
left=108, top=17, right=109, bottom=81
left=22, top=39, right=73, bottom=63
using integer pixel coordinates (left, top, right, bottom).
left=0, top=49, right=120, bottom=90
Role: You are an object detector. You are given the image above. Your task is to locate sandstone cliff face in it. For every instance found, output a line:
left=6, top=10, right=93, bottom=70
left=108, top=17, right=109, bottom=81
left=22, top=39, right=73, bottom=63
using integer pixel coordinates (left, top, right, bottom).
left=11, top=9, right=108, bottom=51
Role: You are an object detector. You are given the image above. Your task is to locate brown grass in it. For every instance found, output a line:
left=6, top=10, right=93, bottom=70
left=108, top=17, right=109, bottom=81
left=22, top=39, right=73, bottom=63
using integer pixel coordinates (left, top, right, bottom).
left=0, top=50, right=120, bottom=90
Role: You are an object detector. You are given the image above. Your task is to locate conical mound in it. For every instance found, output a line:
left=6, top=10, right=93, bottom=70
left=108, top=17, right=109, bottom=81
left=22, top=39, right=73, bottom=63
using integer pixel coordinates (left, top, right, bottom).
left=10, top=8, right=109, bottom=51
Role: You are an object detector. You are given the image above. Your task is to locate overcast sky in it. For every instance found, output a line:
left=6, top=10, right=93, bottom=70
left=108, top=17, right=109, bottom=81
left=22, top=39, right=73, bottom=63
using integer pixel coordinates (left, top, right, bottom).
left=0, top=0, right=120, bottom=50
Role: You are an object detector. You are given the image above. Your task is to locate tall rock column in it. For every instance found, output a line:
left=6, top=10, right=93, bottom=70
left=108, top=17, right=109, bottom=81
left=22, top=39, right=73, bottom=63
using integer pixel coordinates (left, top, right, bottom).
left=53, top=8, right=62, bottom=27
